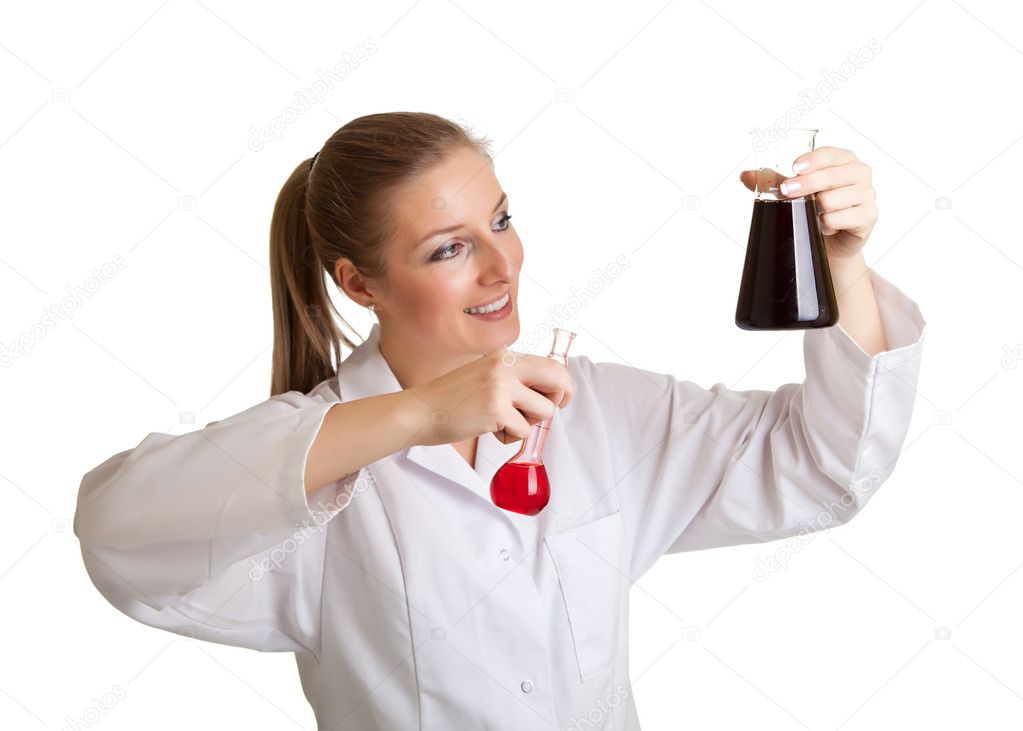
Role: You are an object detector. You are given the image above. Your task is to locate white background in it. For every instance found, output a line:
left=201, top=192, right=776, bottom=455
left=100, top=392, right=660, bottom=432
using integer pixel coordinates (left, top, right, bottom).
left=2, top=1, right=1019, bottom=729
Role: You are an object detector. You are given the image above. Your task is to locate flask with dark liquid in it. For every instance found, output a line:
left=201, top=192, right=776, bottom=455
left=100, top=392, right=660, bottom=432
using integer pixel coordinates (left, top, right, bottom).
left=735, top=128, right=839, bottom=330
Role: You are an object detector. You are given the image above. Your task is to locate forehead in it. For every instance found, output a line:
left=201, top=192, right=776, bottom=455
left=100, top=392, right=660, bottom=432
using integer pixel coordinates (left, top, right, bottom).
left=392, top=148, right=500, bottom=240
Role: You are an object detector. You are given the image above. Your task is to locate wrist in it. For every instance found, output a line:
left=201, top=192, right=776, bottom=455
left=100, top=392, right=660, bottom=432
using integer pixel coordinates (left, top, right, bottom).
left=827, top=249, right=866, bottom=273
left=828, top=251, right=870, bottom=300
left=391, top=388, right=430, bottom=448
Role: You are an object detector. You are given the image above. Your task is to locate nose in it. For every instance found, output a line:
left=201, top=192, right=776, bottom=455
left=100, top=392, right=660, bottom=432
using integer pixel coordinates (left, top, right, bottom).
left=477, top=236, right=518, bottom=282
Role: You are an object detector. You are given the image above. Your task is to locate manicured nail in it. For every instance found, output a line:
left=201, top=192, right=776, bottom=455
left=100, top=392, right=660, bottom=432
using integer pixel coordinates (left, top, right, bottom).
left=780, top=179, right=802, bottom=196
left=792, top=160, right=810, bottom=174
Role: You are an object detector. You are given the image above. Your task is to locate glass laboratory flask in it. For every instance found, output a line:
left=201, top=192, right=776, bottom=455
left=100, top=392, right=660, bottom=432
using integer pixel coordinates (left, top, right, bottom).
left=735, top=127, right=839, bottom=330
left=490, top=328, right=577, bottom=516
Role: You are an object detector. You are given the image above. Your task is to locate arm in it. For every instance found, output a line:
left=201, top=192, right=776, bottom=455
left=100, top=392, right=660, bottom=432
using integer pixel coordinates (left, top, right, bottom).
left=305, top=390, right=422, bottom=494
left=74, top=388, right=417, bottom=659
left=830, top=251, right=888, bottom=357
left=579, top=266, right=926, bottom=582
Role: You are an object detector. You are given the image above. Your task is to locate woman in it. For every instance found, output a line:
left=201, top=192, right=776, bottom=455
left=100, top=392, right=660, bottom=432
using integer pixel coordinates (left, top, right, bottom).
left=74, top=112, right=926, bottom=729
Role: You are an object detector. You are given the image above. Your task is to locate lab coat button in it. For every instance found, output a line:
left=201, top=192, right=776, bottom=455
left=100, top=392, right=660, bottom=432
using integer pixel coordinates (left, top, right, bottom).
left=520, top=680, right=533, bottom=693
left=499, top=548, right=510, bottom=561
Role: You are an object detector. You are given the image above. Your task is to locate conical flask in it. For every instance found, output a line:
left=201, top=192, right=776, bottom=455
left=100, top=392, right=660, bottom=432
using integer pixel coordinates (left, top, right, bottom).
left=490, top=328, right=576, bottom=516
left=735, top=127, right=839, bottom=330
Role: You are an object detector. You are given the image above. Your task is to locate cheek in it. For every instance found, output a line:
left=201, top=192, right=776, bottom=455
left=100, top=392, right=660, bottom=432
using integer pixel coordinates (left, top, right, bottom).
left=392, top=272, right=465, bottom=321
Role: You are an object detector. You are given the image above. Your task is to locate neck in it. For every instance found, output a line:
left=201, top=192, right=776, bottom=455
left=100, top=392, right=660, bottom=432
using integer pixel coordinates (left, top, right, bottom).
left=378, top=331, right=481, bottom=391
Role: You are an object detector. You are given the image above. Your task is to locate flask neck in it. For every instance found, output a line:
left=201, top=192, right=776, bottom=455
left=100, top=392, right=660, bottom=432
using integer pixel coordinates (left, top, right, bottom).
left=508, top=328, right=576, bottom=465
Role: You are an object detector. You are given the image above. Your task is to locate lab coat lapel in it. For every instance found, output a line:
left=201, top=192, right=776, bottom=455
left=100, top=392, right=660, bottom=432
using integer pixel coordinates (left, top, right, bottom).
left=474, top=430, right=524, bottom=485
left=405, top=444, right=488, bottom=503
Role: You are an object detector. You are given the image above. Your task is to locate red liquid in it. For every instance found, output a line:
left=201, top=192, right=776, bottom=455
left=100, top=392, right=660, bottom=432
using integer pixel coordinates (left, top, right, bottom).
left=490, top=462, right=550, bottom=516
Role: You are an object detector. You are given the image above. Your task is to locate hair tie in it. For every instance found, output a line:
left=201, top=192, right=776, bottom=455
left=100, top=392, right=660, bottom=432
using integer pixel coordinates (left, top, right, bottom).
left=309, top=152, right=319, bottom=172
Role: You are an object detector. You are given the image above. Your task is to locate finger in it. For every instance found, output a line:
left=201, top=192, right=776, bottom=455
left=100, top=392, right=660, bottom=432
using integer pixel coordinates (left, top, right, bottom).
left=792, top=146, right=856, bottom=173
left=815, top=184, right=874, bottom=214
left=554, top=371, right=576, bottom=408
left=781, top=160, right=869, bottom=198
left=820, top=203, right=873, bottom=235
left=495, top=425, right=527, bottom=444
left=498, top=409, right=535, bottom=442
left=740, top=168, right=788, bottom=194
left=559, top=376, right=576, bottom=408
left=511, top=382, right=559, bottom=425
left=513, top=355, right=573, bottom=404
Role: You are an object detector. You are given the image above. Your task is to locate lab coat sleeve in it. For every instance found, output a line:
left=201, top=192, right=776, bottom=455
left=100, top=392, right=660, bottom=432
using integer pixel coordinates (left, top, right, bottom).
left=578, top=267, right=926, bottom=581
left=73, top=389, right=361, bottom=659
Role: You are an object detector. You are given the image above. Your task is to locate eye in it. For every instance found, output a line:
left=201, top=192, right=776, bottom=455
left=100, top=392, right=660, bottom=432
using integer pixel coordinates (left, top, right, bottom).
left=431, top=241, right=464, bottom=262
left=429, top=213, right=513, bottom=262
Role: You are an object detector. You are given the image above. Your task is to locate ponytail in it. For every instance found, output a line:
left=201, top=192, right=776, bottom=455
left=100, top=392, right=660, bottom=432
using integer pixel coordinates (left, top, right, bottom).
left=268, top=158, right=356, bottom=396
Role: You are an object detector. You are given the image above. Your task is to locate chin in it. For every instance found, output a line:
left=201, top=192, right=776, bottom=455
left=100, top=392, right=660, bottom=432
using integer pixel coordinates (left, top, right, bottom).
left=468, top=318, right=519, bottom=354
left=492, top=322, right=520, bottom=351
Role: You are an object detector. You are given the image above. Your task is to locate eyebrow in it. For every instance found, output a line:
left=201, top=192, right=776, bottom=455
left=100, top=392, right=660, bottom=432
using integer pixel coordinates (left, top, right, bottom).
left=417, top=192, right=508, bottom=247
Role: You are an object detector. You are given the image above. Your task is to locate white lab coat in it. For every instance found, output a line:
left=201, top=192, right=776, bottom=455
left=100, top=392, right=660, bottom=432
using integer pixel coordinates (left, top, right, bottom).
left=74, top=266, right=926, bottom=730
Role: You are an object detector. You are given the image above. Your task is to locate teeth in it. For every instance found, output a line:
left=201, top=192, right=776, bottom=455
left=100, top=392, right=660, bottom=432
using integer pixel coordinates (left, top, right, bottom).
left=464, top=292, right=509, bottom=314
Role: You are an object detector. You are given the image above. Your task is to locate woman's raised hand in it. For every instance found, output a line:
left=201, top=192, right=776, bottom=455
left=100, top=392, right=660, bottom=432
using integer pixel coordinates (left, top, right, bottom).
left=404, top=349, right=576, bottom=447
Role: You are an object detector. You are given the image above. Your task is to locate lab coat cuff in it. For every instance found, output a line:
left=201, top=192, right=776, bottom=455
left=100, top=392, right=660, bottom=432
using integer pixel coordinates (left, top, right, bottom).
left=806, top=266, right=927, bottom=371
left=278, top=400, right=345, bottom=524
left=800, top=267, right=926, bottom=491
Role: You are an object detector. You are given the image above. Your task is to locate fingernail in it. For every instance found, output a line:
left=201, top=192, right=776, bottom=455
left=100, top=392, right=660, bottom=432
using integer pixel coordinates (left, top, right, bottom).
left=780, top=179, right=802, bottom=196
left=792, top=160, right=810, bottom=174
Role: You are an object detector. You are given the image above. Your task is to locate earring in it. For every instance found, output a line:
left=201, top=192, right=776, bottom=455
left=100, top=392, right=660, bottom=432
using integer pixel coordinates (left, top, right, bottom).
left=367, top=303, right=376, bottom=313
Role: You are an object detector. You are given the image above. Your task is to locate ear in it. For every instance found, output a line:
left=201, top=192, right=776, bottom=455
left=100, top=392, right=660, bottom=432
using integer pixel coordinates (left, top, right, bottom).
left=334, top=258, right=371, bottom=307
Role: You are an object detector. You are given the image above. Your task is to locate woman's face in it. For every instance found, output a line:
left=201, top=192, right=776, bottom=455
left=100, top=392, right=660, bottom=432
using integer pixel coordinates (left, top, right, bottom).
left=371, top=147, right=523, bottom=362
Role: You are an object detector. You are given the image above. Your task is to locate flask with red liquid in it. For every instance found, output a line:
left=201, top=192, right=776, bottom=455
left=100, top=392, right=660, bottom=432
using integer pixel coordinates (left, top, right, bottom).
left=735, top=127, right=839, bottom=330
left=490, top=328, right=576, bottom=516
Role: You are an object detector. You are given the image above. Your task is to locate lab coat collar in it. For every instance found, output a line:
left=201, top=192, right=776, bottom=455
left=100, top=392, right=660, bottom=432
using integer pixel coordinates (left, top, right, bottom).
left=336, top=323, right=524, bottom=514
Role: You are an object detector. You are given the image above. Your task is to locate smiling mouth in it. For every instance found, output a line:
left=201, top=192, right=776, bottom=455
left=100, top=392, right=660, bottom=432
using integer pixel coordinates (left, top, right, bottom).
left=463, top=291, right=511, bottom=314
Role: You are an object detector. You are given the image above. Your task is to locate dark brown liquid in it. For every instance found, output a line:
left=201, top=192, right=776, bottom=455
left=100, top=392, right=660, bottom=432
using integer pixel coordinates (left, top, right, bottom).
left=735, top=197, right=838, bottom=330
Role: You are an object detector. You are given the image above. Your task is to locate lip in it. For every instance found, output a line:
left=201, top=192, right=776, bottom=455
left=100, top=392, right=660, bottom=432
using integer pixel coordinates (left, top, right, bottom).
left=465, top=290, right=510, bottom=310
left=465, top=294, right=512, bottom=321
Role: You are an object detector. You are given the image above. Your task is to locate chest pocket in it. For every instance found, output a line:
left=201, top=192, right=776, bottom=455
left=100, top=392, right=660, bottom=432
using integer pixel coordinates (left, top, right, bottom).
left=544, top=509, right=627, bottom=682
